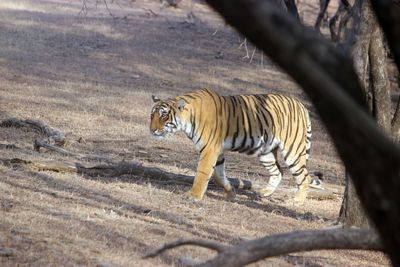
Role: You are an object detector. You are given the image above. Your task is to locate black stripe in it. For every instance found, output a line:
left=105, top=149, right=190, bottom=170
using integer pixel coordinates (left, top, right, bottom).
left=184, top=95, right=196, bottom=100
left=224, top=97, right=232, bottom=140
left=215, top=158, right=225, bottom=166
left=231, top=116, right=240, bottom=150
left=224, top=97, right=231, bottom=139
left=292, top=166, right=305, bottom=177
left=287, top=154, right=302, bottom=169
left=247, top=144, right=263, bottom=155
left=196, top=125, right=206, bottom=145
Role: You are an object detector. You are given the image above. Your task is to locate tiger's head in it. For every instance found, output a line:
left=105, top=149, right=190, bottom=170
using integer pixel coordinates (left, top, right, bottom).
left=150, top=95, right=186, bottom=138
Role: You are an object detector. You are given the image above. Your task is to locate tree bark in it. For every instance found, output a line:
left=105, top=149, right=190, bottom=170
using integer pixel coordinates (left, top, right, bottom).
left=369, top=14, right=392, bottom=134
left=340, top=0, right=392, bottom=228
left=339, top=173, right=370, bottom=227
left=370, top=0, right=400, bottom=143
left=315, top=0, right=330, bottom=30
left=338, top=0, right=372, bottom=228
left=392, top=98, right=400, bottom=142
left=370, top=0, right=400, bottom=72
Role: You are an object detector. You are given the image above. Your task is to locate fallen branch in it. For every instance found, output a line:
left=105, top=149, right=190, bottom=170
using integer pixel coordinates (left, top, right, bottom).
left=145, top=229, right=382, bottom=267
left=33, top=140, right=112, bottom=163
left=0, top=118, right=66, bottom=146
left=144, top=239, right=229, bottom=258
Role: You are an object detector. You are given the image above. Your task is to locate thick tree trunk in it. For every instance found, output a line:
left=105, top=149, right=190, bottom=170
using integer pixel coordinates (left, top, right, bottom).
left=369, top=22, right=392, bottom=134
left=339, top=0, right=373, bottom=228
left=370, top=0, right=400, bottom=142
left=392, top=98, right=400, bottom=142
left=339, top=173, right=370, bottom=227
left=340, top=0, right=391, bottom=228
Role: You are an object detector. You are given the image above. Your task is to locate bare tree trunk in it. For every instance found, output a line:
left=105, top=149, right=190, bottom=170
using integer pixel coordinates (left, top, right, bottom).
left=369, top=22, right=392, bottom=134
left=339, top=173, right=370, bottom=227
left=392, top=98, right=400, bottom=142
left=370, top=0, right=400, bottom=143
left=340, top=0, right=392, bottom=228
left=338, top=0, right=372, bottom=228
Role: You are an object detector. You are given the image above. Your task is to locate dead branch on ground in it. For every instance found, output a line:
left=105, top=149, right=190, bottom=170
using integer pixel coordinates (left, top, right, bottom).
left=144, top=239, right=229, bottom=258
left=33, top=140, right=112, bottom=163
left=145, top=228, right=382, bottom=266
left=0, top=118, right=66, bottom=146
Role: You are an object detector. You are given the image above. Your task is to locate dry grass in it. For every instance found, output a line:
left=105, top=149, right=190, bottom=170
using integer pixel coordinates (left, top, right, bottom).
left=0, top=0, right=392, bottom=266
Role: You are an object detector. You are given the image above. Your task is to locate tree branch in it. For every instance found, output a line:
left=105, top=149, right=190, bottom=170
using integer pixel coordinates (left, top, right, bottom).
left=145, top=229, right=382, bottom=266
left=315, top=0, right=331, bottom=30
left=144, top=239, right=229, bottom=259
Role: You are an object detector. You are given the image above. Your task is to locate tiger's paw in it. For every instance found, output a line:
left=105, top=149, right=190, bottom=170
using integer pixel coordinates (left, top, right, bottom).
left=224, top=190, right=236, bottom=201
left=256, top=186, right=276, bottom=197
left=184, top=190, right=203, bottom=202
left=293, top=194, right=306, bottom=207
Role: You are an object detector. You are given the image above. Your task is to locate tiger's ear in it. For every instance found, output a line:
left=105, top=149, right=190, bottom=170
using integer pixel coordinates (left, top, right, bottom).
left=152, top=95, right=161, bottom=103
left=176, top=99, right=186, bottom=111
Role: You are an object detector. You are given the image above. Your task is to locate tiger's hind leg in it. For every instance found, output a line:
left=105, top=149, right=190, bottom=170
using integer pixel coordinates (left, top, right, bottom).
left=257, top=149, right=282, bottom=197
left=285, top=152, right=311, bottom=206
left=212, top=154, right=236, bottom=200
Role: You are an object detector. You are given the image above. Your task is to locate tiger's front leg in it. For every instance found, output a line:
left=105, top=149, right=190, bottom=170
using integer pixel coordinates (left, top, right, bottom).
left=186, top=148, right=219, bottom=201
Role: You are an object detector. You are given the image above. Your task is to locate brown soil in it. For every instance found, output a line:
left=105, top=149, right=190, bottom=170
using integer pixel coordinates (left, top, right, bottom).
left=0, top=0, right=390, bottom=266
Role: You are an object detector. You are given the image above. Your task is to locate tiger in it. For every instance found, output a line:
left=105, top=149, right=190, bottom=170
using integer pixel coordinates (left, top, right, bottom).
left=150, top=88, right=312, bottom=205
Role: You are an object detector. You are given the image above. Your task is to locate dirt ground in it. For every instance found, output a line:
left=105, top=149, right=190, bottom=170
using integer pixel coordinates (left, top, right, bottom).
left=0, top=0, right=392, bottom=266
